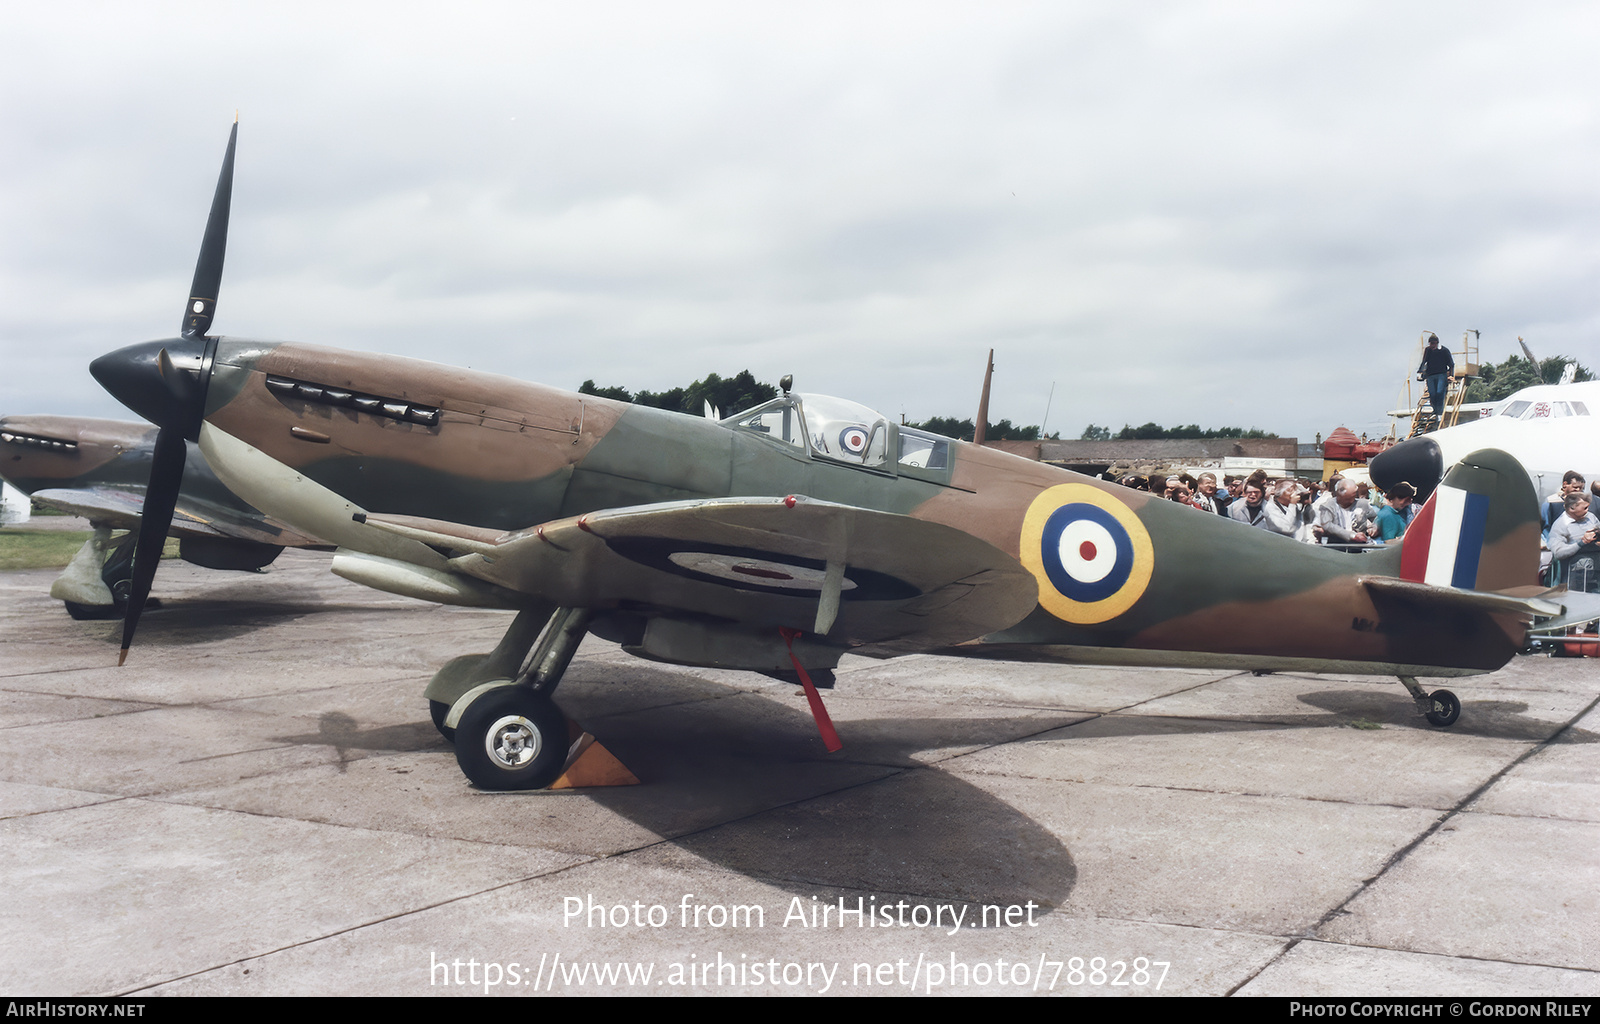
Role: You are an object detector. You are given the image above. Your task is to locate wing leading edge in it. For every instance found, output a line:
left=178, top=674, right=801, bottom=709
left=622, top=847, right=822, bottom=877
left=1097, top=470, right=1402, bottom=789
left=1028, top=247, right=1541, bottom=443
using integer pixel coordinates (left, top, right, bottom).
left=31, top=486, right=321, bottom=548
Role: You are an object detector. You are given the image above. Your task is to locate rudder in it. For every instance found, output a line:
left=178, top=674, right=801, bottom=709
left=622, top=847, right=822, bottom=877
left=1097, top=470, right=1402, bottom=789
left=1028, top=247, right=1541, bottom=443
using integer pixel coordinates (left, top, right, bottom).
left=1398, top=448, right=1539, bottom=592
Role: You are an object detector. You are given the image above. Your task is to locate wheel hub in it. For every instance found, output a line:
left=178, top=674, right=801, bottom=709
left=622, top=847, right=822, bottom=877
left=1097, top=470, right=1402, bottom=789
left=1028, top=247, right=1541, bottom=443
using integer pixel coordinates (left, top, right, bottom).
left=485, top=714, right=541, bottom=769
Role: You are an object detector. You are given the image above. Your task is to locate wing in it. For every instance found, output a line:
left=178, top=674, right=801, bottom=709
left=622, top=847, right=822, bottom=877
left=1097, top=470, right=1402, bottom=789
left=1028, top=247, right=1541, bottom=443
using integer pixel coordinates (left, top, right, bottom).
left=346, top=496, right=1040, bottom=648
left=31, top=486, right=322, bottom=548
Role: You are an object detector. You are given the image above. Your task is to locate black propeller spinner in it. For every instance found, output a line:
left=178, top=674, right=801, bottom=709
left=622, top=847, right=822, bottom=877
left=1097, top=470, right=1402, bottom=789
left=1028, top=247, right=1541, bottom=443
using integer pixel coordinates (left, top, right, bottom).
left=89, top=119, right=235, bottom=664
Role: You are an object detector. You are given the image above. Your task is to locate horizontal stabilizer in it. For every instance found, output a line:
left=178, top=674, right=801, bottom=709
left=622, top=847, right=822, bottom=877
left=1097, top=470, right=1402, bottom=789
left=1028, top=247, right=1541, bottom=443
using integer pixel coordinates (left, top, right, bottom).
left=1526, top=589, right=1600, bottom=634
left=1360, top=575, right=1561, bottom=619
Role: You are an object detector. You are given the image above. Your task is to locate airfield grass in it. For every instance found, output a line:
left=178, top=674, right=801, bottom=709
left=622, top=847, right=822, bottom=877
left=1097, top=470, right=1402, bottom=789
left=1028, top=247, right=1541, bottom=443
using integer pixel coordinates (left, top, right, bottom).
left=0, top=531, right=179, bottom=571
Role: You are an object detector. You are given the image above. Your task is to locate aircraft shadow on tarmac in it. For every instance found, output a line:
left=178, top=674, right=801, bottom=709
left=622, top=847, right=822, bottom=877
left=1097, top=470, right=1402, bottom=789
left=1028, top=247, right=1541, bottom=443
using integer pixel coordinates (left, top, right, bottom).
left=272, top=711, right=442, bottom=771
left=577, top=687, right=1080, bottom=914
left=91, top=589, right=401, bottom=647
left=268, top=662, right=1081, bottom=916
left=986, top=684, right=1597, bottom=746
left=1296, top=688, right=1597, bottom=743
left=260, top=663, right=1592, bottom=916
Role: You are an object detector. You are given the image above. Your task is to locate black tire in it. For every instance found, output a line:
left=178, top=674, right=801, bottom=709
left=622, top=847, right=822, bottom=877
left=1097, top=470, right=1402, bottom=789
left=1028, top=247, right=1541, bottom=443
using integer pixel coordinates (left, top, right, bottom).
left=429, top=700, right=455, bottom=743
left=454, top=687, right=568, bottom=791
left=1424, top=689, right=1460, bottom=727
left=63, top=601, right=121, bottom=621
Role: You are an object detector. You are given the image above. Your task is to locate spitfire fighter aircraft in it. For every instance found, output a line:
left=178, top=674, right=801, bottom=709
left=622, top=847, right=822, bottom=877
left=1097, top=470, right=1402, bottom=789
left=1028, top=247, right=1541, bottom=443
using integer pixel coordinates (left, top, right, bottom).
left=86, top=125, right=1587, bottom=790
left=1, top=413, right=321, bottom=618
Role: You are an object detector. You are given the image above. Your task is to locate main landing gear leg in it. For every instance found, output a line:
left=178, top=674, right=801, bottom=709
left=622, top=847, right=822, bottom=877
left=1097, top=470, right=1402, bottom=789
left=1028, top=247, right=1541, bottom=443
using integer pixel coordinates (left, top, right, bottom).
left=1398, top=675, right=1461, bottom=728
left=425, top=603, right=554, bottom=741
left=450, top=608, right=633, bottom=791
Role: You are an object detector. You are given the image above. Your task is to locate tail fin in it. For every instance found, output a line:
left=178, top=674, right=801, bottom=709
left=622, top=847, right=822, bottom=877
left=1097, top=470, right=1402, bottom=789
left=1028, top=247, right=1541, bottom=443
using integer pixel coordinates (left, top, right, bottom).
left=1399, top=448, right=1539, bottom=591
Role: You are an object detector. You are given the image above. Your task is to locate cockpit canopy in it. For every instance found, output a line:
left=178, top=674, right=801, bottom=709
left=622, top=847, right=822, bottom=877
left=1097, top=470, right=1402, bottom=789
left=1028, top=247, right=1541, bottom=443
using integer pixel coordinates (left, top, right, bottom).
left=1485, top=381, right=1600, bottom=421
left=725, top=392, right=953, bottom=478
left=1494, top=398, right=1590, bottom=420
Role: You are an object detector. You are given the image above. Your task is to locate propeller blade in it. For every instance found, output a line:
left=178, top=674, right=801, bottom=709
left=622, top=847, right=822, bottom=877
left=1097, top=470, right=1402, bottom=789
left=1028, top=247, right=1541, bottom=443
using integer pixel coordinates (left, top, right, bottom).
left=182, top=117, right=237, bottom=339
left=118, top=422, right=187, bottom=665
left=110, top=118, right=237, bottom=663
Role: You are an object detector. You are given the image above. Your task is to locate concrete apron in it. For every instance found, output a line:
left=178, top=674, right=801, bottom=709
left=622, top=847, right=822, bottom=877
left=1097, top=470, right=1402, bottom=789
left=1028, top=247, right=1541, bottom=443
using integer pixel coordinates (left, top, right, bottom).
left=0, top=550, right=1596, bottom=996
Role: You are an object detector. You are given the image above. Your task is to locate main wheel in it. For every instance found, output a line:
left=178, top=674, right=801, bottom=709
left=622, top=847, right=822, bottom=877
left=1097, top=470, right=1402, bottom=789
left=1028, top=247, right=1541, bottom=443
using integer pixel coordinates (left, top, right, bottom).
left=66, top=585, right=155, bottom=619
left=63, top=574, right=132, bottom=621
left=429, top=700, right=455, bottom=742
left=63, top=600, right=121, bottom=621
left=1424, top=689, right=1460, bottom=727
left=454, top=687, right=569, bottom=790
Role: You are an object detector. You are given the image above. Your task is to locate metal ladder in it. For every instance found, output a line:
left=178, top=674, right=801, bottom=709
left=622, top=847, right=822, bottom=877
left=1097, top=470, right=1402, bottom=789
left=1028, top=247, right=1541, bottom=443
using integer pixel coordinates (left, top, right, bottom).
left=1406, top=329, right=1479, bottom=438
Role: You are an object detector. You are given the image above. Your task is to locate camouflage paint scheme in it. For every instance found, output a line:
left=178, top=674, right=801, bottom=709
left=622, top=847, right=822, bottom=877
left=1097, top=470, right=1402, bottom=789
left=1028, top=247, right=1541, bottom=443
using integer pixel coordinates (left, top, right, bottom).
left=81, top=124, right=1567, bottom=788
left=2, top=416, right=162, bottom=497
left=144, top=336, right=1539, bottom=678
left=0, top=413, right=321, bottom=604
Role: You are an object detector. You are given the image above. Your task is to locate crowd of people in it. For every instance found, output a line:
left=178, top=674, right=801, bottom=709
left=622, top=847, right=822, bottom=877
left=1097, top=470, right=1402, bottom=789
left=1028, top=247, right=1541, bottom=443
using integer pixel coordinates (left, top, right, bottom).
left=1113, top=468, right=1416, bottom=548
left=1114, top=465, right=1600, bottom=591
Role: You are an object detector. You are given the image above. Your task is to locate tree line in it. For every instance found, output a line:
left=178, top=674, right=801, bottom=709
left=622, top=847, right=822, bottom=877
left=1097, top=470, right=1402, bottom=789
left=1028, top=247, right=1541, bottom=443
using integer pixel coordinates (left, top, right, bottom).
left=579, top=371, right=777, bottom=417
left=1462, top=353, right=1593, bottom=404
left=577, top=372, right=1053, bottom=441
left=1078, top=423, right=1278, bottom=440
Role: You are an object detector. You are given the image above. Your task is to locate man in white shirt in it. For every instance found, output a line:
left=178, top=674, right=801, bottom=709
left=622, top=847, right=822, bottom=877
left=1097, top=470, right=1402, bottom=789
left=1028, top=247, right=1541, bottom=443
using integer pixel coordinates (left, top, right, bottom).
left=1549, top=492, right=1600, bottom=591
left=1263, top=480, right=1315, bottom=542
left=1317, top=478, right=1373, bottom=548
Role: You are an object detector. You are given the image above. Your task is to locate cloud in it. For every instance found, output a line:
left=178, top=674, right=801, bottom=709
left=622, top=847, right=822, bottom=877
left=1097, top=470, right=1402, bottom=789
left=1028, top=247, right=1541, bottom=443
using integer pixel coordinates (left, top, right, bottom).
left=2, top=1, right=1598, bottom=440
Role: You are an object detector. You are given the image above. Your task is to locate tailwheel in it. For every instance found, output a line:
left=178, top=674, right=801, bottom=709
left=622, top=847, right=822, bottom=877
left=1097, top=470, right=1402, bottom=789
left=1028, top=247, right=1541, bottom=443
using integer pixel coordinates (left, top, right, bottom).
left=454, top=687, right=569, bottom=790
left=1423, top=689, right=1460, bottom=727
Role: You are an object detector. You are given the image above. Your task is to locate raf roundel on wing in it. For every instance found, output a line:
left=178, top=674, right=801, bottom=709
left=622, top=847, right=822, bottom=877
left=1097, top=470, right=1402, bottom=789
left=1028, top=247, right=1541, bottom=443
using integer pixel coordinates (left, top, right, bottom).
left=1020, top=484, right=1155, bottom=624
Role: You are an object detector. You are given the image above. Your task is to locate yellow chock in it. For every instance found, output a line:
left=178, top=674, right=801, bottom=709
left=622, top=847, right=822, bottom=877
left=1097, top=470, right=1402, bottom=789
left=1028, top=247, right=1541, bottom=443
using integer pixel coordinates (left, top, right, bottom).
left=549, top=730, right=639, bottom=789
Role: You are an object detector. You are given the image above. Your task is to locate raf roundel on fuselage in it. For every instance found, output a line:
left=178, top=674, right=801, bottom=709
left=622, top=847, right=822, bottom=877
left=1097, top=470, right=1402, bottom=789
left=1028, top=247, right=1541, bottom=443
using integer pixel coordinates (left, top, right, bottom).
left=1020, top=483, right=1155, bottom=624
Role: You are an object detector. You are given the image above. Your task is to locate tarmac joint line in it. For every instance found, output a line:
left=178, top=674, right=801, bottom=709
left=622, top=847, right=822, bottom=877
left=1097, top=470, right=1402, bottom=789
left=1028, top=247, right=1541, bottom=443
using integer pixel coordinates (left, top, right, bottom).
left=1224, top=689, right=1600, bottom=995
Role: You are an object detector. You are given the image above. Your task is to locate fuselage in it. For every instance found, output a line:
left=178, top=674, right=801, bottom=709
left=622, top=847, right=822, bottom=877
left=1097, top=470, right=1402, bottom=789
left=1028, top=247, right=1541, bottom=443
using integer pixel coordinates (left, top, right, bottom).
left=1, top=415, right=158, bottom=495
left=0, top=413, right=280, bottom=520
left=183, top=338, right=1531, bottom=673
left=0, top=411, right=323, bottom=576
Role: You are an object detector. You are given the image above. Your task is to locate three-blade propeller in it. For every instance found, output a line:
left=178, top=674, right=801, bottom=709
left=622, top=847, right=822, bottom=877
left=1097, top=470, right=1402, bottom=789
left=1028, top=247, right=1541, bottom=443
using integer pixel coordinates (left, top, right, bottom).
left=90, top=119, right=236, bottom=664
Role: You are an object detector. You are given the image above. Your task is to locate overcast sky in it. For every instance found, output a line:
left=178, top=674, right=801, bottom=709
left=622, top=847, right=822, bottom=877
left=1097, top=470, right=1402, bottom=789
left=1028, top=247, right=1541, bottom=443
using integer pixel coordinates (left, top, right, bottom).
left=3, top=2, right=1597, bottom=442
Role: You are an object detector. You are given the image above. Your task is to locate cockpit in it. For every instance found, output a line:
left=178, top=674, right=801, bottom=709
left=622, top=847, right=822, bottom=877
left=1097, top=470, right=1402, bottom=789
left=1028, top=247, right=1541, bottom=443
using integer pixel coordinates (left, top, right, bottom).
left=1494, top=398, right=1590, bottom=420
left=723, top=390, right=953, bottom=480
